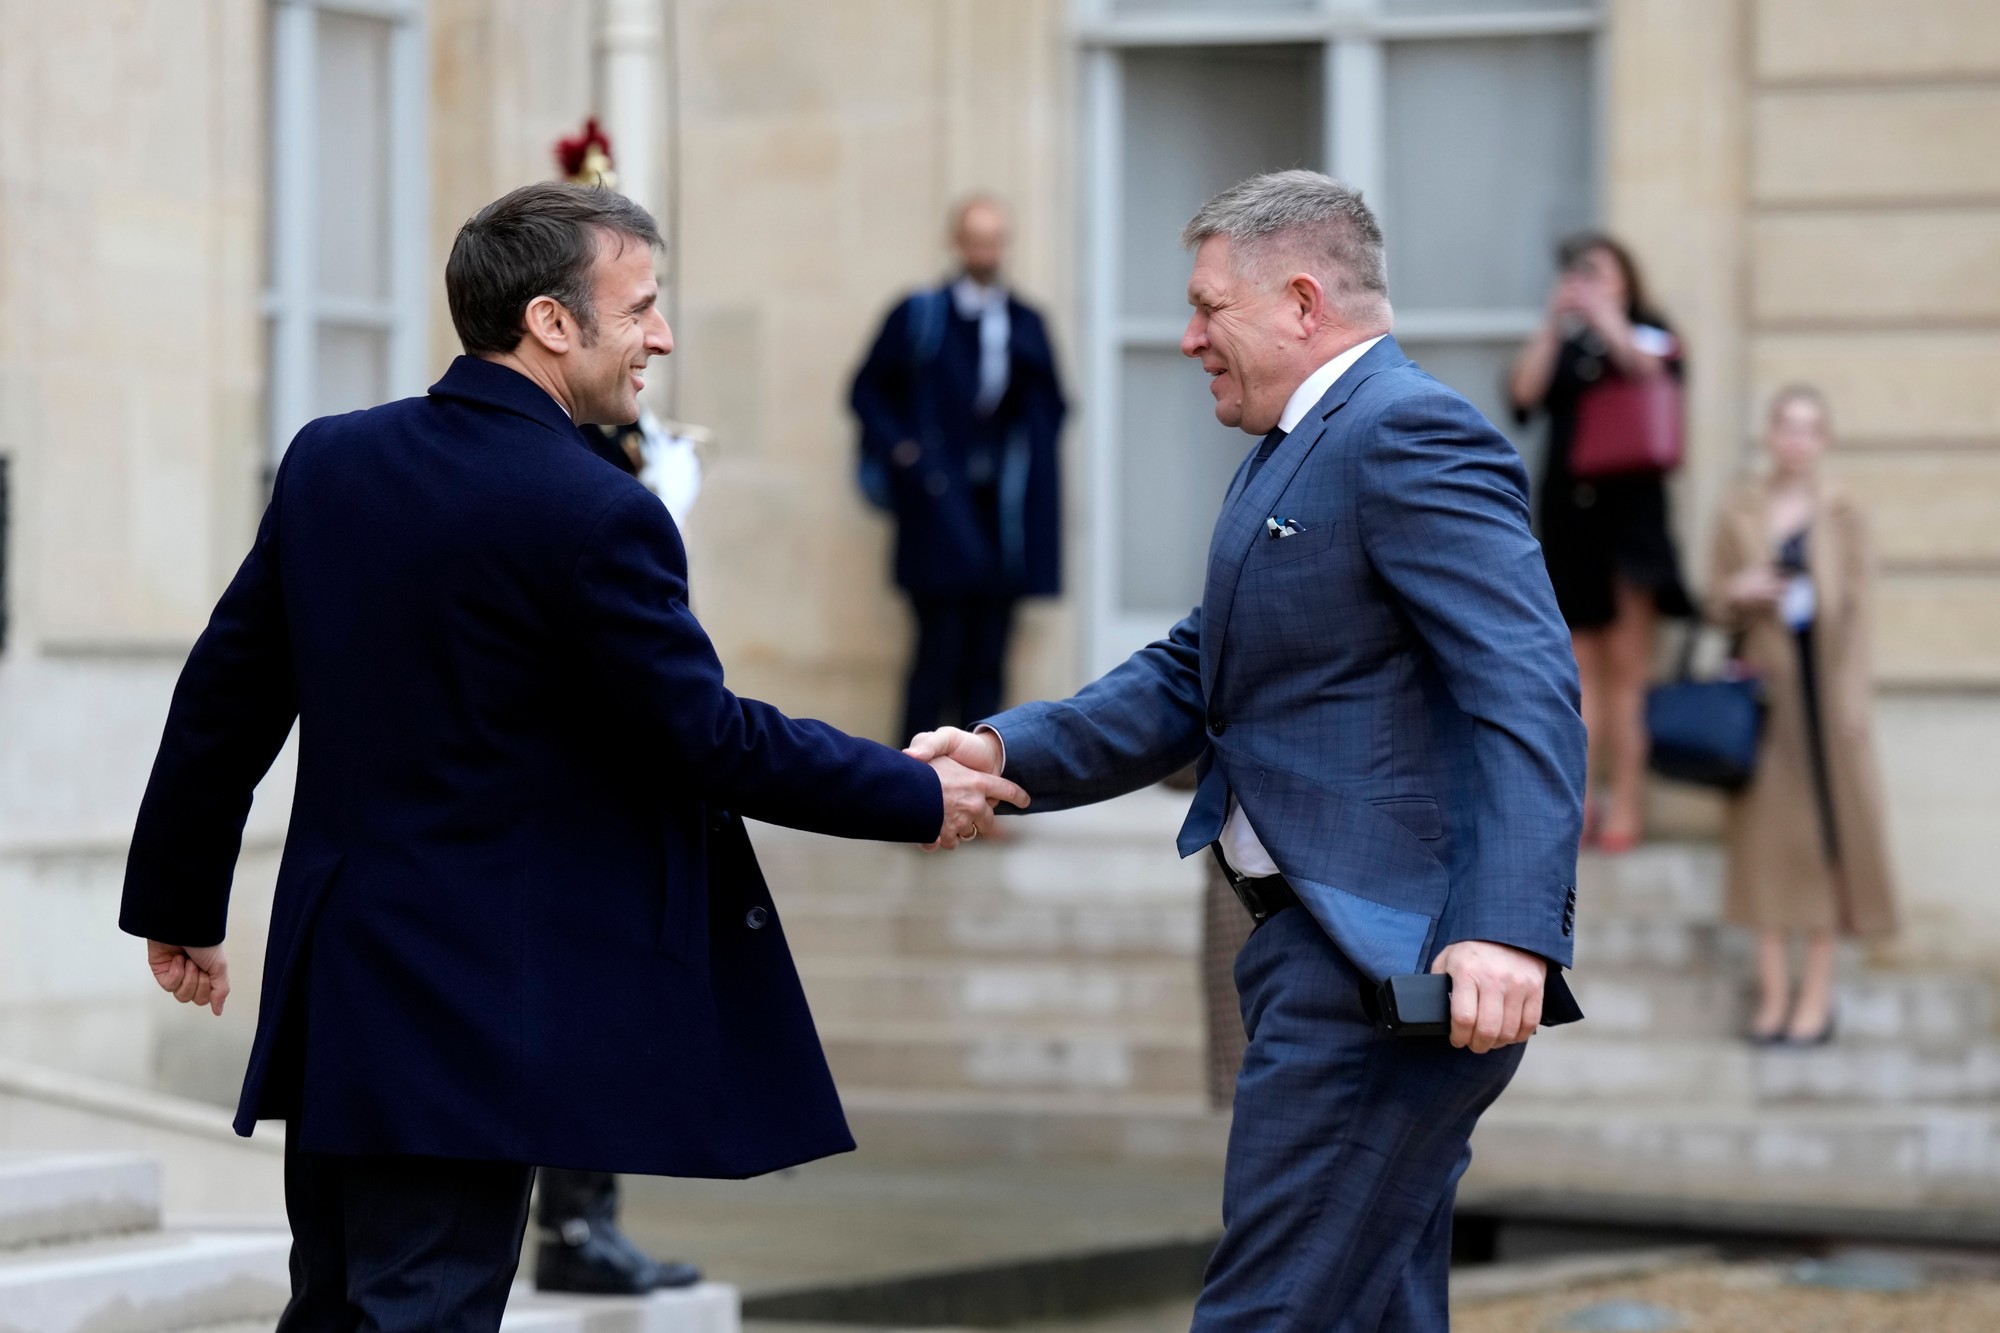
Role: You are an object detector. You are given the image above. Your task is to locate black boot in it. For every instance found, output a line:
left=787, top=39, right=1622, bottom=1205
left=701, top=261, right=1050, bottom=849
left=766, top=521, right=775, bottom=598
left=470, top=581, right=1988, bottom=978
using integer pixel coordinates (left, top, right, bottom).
left=533, top=1168, right=703, bottom=1294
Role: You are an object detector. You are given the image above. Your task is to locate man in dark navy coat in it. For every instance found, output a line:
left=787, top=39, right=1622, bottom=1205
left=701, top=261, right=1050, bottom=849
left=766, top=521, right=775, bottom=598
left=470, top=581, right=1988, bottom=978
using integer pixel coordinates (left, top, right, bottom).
left=120, top=182, right=1025, bottom=1332
left=850, top=196, right=1066, bottom=741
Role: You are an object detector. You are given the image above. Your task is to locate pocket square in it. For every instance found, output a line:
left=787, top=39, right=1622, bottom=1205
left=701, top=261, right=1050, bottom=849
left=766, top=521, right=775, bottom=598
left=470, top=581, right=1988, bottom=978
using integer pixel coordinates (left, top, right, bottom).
left=1266, top=516, right=1306, bottom=539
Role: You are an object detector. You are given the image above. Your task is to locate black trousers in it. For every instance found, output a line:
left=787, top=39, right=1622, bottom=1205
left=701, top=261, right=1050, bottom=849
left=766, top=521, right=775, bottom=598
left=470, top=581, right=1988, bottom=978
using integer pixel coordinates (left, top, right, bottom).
left=536, top=1167, right=618, bottom=1233
left=276, top=1137, right=534, bottom=1333
left=901, top=592, right=1017, bottom=740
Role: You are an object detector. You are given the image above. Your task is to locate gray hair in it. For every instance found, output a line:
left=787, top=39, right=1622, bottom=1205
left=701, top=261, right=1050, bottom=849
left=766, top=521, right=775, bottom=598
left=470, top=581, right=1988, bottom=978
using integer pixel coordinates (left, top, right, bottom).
left=1181, top=170, right=1389, bottom=321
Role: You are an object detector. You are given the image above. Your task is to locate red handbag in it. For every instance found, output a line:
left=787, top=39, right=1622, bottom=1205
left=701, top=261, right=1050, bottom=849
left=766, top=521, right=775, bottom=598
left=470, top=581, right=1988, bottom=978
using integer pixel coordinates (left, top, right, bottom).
left=1569, top=366, right=1685, bottom=479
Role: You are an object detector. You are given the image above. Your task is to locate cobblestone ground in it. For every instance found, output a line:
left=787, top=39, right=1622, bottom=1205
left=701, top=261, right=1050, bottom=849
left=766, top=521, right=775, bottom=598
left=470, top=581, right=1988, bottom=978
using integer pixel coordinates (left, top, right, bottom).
left=976, top=1258, right=2000, bottom=1332
left=1454, top=1260, right=2000, bottom=1333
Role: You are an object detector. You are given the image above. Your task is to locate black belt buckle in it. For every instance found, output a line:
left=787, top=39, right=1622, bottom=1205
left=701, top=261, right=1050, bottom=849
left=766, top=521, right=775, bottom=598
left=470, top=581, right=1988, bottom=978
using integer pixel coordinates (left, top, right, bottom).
left=1208, top=844, right=1295, bottom=925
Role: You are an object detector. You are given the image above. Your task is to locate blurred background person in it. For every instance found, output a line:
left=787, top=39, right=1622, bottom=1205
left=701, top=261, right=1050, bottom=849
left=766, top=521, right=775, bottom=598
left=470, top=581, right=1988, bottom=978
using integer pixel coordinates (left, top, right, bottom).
left=1510, top=233, right=1694, bottom=853
left=1709, top=386, right=1898, bottom=1046
left=851, top=196, right=1067, bottom=745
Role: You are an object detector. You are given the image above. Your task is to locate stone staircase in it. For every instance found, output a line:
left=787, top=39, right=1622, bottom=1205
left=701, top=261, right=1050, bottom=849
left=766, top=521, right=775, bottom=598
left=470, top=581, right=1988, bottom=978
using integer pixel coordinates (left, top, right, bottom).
left=0, top=1152, right=739, bottom=1332
left=0, top=1153, right=289, bottom=1332
left=755, top=788, right=2000, bottom=1232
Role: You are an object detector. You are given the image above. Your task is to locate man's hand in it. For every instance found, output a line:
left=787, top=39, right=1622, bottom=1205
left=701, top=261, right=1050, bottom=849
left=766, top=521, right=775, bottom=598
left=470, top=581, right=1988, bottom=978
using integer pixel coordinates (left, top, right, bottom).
left=905, top=725, right=1004, bottom=775
left=926, top=755, right=1029, bottom=850
left=1429, top=940, right=1544, bottom=1054
left=147, top=940, right=230, bottom=1016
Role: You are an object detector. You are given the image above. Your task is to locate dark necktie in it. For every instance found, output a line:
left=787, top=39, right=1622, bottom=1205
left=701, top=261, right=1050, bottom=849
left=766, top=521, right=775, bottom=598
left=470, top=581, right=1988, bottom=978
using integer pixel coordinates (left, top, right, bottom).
left=1245, top=427, right=1288, bottom=488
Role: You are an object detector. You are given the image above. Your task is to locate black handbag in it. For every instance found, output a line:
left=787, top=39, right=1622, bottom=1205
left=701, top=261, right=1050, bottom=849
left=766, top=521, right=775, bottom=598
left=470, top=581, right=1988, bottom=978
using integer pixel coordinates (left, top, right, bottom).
left=1646, top=627, right=1765, bottom=793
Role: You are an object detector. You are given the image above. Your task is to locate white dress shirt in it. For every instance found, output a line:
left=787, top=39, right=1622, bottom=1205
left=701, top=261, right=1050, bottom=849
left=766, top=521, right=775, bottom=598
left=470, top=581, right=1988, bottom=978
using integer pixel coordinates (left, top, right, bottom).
left=1216, top=335, right=1385, bottom=878
left=951, top=277, right=1012, bottom=417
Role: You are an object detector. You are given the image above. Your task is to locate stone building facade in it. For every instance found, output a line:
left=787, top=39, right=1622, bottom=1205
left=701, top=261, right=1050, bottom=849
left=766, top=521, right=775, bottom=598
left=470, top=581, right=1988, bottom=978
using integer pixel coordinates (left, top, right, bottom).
left=0, top=0, right=1995, bottom=1096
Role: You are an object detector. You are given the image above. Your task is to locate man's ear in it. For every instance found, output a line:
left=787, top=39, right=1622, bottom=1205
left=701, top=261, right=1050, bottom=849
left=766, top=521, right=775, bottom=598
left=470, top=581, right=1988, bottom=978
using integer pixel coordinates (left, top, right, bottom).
left=520, top=295, right=574, bottom=356
left=1288, top=272, right=1329, bottom=338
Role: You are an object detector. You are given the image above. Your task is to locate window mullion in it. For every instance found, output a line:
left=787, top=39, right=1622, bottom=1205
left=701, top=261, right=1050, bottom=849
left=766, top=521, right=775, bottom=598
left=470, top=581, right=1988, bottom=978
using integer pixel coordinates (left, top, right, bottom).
left=387, top=9, right=429, bottom=399
left=269, top=0, right=318, bottom=463
left=1329, top=37, right=1385, bottom=207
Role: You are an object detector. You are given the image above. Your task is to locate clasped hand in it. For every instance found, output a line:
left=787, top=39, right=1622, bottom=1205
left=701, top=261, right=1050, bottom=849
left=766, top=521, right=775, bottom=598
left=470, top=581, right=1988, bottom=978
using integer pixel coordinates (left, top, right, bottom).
left=907, top=727, right=1017, bottom=851
left=912, top=727, right=1024, bottom=850
left=147, top=939, right=230, bottom=1016
left=1430, top=939, right=1545, bottom=1053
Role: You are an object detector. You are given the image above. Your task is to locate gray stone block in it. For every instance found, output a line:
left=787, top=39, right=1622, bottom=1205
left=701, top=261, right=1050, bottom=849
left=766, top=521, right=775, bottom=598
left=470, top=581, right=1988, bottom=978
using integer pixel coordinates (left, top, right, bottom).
left=0, top=1154, right=160, bottom=1251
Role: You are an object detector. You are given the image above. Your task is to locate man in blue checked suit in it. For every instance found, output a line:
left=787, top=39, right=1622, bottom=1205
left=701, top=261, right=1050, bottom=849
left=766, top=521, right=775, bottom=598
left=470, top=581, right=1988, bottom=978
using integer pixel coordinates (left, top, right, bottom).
left=909, top=170, right=1587, bottom=1330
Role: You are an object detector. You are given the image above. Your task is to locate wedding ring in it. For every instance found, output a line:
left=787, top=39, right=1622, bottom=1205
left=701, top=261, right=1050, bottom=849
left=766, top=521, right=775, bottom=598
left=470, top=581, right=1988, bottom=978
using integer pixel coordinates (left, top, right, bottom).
left=963, top=826, right=978, bottom=841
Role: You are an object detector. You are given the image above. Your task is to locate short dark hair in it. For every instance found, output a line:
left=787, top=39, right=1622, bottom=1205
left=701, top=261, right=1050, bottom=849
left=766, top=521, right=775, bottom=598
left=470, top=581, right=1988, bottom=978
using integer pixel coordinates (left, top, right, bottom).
left=445, top=182, right=662, bottom=356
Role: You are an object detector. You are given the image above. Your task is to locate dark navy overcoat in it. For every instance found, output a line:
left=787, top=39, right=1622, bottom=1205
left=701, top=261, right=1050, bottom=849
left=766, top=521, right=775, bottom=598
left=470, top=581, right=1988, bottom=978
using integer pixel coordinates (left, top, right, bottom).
left=849, top=287, right=1065, bottom=597
left=120, top=357, right=943, bottom=1178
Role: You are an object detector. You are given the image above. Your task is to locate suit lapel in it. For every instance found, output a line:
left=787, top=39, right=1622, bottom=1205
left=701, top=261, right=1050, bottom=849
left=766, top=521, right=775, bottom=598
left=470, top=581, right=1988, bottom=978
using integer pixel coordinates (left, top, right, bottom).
left=1199, top=337, right=1408, bottom=691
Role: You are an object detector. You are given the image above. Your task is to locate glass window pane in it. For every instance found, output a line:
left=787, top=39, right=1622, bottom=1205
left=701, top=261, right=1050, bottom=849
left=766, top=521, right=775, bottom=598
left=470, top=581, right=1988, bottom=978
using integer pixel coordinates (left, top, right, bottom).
left=1399, top=339, right=1547, bottom=479
left=1120, top=45, right=1321, bottom=324
left=1384, top=0, right=1592, bottom=13
left=1383, top=36, right=1593, bottom=311
left=1117, top=348, right=1250, bottom=615
left=315, top=11, right=392, bottom=301
left=316, top=325, right=388, bottom=418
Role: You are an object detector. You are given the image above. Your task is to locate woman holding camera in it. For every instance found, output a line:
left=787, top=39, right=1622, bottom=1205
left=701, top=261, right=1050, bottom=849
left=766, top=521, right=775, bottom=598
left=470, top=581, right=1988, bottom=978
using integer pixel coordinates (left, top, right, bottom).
left=1511, top=234, right=1694, bottom=852
left=1709, top=386, right=1898, bottom=1046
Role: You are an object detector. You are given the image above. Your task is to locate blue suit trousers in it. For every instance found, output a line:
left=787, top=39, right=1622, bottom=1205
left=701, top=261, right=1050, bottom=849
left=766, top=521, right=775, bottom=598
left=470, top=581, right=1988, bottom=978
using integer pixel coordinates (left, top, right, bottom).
left=1193, top=909, right=1524, bottom=1332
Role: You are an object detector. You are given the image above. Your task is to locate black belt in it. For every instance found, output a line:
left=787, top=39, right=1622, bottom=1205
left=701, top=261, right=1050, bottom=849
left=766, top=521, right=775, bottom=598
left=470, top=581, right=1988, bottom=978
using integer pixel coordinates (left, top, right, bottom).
left=1208, top=843, right=1300, bottom=925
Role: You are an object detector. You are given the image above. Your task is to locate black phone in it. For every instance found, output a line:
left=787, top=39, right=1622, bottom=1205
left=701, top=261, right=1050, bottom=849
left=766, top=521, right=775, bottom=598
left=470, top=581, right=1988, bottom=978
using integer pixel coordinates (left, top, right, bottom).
left=1376, top=973, right=1453, bottom=1038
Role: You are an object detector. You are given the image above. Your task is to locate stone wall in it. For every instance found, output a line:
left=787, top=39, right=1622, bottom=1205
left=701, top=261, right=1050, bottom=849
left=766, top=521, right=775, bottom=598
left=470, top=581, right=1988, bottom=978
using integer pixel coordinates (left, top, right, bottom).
left=667, top=0, right=1079, bottom=740
left=0, top=0, right=280, bottom=1094
left=1611, top=0, right=2000, bottom=962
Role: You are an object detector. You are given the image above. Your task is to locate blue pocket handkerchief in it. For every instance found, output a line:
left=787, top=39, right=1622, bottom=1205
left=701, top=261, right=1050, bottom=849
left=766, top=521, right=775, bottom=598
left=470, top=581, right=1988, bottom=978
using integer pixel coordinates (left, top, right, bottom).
left=1266, top=516, right=1306, bottom=539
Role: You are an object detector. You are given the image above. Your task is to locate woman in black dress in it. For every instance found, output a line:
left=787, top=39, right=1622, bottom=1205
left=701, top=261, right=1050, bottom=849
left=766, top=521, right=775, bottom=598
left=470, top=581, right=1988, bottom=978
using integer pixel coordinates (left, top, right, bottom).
left=1509, top=234, right=1692, bottom=851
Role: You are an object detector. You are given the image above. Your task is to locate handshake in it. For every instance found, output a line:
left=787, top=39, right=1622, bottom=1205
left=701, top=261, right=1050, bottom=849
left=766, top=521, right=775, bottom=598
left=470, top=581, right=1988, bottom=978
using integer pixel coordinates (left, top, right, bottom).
left=905, top=726, right=1017, bottom=852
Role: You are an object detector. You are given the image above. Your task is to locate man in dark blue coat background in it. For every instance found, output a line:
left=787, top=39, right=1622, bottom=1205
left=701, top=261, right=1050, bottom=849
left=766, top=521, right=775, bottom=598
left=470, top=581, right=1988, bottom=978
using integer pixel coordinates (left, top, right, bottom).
left=850, top=196, right=1066, bottom=741
left=120, top=182, right=1025, bottom=1332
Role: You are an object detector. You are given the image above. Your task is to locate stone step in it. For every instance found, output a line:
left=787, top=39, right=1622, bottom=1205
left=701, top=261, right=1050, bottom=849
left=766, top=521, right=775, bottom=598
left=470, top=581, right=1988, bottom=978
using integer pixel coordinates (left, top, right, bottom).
left=1569, top=968, right=1996, bottom=1042
left=1575, top=842, right=1725, bottom=921
left=0, top=1154, right=160, bottom=1251
left=0, top=1230, right=290, bottom=1333
left=1468, top=1102, right=2000, bottom=1213
left=749, top=788, right=1203, bottom=903
left=839, top=1089, right=1229, bottom=1167
left=822, top=1023, right=1205, bottom=1098
left=502, top=1282, right=741, bottom=1332
left=796, top=956, right=1201, bottom=1026
left=1508, top=1034, right=2000, bottom=1105
left=783, top=898, right=1200, bottom=965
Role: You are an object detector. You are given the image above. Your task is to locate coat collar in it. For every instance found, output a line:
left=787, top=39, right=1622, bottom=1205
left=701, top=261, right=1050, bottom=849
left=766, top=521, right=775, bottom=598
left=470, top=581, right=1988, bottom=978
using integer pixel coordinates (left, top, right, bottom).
left=428, top=356, right=580, bottom=440
left=1200, top=336, right=1409, bottom=691
left=1728, top=469, right=1852, bottom=624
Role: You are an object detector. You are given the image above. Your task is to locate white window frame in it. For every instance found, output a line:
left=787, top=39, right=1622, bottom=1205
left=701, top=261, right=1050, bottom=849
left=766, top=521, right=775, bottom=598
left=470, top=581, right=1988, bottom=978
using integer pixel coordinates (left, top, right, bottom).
left=1074, top=0, right=1604, bottom=675
left=265, top=0, right=430, bottom=465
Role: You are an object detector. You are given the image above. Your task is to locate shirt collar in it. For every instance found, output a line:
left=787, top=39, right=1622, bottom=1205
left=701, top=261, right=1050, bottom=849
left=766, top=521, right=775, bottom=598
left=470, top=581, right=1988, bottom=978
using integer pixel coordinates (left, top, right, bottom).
left=951, top=276, right=1007, bottom=318
left=1277, top=335, right=1387, bottom=435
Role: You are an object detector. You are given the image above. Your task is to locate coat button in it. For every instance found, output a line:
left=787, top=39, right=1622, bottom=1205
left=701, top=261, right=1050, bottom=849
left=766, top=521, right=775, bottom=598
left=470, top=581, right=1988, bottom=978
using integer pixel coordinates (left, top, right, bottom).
left=1207, top=715, right=1227, bottom=737
left=745, top=907, right=769, bottom=930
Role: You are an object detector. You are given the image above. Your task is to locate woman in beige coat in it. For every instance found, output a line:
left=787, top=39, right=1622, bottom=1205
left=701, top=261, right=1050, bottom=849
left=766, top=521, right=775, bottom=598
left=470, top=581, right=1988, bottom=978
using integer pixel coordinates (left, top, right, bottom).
left=1710, top=387, right=1898, bottom=1045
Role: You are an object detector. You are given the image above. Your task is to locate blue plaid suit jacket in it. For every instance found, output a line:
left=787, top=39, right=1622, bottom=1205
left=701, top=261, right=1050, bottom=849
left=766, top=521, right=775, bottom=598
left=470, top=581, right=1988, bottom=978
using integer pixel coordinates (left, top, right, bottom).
left=986, top=337, right=1586, bottom=987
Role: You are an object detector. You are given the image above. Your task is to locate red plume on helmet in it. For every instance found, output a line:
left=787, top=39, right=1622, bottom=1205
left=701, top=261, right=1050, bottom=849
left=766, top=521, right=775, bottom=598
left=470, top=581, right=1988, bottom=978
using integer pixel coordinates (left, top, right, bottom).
left=556, top=117, right=617, bottom=187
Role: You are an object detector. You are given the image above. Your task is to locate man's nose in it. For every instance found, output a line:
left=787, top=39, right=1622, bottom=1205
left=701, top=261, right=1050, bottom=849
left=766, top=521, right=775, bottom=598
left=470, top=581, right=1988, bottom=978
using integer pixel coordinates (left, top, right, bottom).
left=1180, top=314, right=1205, bottom=359
left=649, top=312, right=673, bottom=356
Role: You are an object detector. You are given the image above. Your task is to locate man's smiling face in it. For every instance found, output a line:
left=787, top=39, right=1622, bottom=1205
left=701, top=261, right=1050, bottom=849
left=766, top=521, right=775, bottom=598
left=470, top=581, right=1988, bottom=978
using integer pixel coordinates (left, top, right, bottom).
left=568, top=230, right=673, bottom=426
left=1180, top=234, right=1294, bottom=436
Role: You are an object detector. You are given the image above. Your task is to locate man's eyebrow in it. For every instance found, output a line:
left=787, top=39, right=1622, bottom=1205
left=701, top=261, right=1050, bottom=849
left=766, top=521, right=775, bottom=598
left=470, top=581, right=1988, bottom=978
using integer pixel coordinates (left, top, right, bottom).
left=628, top=291, right=658, bottom=313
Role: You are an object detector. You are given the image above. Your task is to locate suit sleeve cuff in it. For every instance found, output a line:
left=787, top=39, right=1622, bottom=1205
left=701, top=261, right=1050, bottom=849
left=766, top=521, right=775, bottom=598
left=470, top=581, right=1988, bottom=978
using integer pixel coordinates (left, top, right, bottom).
left=974, top=724, right=1008, bottom=774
